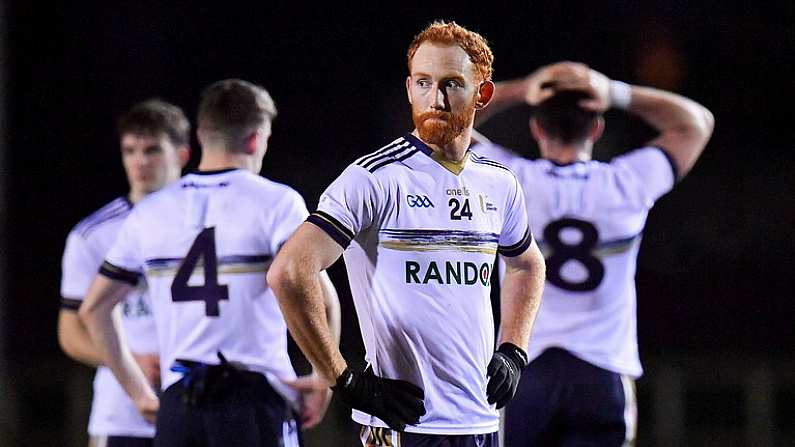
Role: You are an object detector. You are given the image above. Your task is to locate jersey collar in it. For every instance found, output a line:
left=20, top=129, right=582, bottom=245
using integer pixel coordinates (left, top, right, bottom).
left=404, top=133, right=469, bottom=176
left=191, top=168, right=240, bottom=175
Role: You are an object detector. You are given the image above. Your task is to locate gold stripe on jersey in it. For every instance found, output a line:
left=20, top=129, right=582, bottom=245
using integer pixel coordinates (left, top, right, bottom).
left=430, top=151, right=470, bottom=175
left=311, top=212, right=354, bottom=240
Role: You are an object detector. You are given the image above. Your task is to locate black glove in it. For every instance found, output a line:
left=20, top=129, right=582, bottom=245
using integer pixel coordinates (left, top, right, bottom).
left=332, top=367, right=426, bottom=431
left=486, top=342, right=528, bottom=409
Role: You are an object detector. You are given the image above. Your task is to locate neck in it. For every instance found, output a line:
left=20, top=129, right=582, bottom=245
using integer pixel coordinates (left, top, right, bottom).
left=412, top=128, right=472, bottom=162
left=127, top=190, right=145, bottom=205
left=540, top=141, right=592, bottom=164
left=198, top=146, right=258, bottom=173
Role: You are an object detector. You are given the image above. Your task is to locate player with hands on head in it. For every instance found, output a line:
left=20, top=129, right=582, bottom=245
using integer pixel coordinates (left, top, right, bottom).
left=472, top=61, right=713, bottom=446
left=80, top=79, right=340, bottom=446
left=269, top=21, right=545, bottom=446
left=59, top=99, right=189, bottom=447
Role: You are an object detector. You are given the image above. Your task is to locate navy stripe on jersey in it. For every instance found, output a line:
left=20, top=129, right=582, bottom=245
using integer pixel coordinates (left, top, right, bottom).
left=537, top=232, right=641, bottom=257
left=60, top=297, right=82, bottom=311
left=402, top=133, right=433, bottom=156
left=75, top=197, right=132, bottom=237
left=498, top=227, right=533, bottom=257
left=380, top=228, right=500, bottom=242
left=307, top=211, right=354, bottom=249
left=361, top=143, right=415, bottom=170
left=470, top=154, right=513, bottom=174
left=99, top=260, right=141, bottom=286
left=355, top=139, right=411, bottom=168
left=368, top=147, right=419, bottom=173
left=649, top=146, right=680, bottom=181
left=144, top=254, right=272, bottom=269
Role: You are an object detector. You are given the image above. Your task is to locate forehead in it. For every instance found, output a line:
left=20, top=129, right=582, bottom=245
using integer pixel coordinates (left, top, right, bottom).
left=120, top=132, right=169, bottom=149
left=410, top=42, right=475, bottom=79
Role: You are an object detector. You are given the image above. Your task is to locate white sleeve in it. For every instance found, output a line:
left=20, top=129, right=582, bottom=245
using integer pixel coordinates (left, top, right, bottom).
left=611, top=146, right=677, bottom=206
left=101, top=210, right=144, bottom=285
left=497, top=176, right=533, bottom=257
left=60, top=231, right=102, bottom=307
left=307, top=164, right=383, bottom=248
left=268, top=188, right=310, bottom=253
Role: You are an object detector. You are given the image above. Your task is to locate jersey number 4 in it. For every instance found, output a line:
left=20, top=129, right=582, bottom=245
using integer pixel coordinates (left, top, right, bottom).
left=543, top=218, right=605, bottom=292
left=171, top=227, right=229, bottom=316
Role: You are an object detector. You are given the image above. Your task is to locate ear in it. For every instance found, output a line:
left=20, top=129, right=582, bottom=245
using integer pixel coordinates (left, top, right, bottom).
left=243, top=132, right=258, bottom=155
left=530, top=117, right=547, bottom=142
left=177, top=145, right=190, bottom=168
left=475, top=80, right=495, bottom=110
left=590, top=116, right=605, bottom=142
left=405, top=76, right=413, bottom=104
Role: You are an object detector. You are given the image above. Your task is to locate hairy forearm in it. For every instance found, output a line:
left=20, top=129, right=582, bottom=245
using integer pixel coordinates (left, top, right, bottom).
left=271, top=267, right=347, bottom=385
left=58, top=311, right=104, bottom=366
left=499, top=248, right=546, bottom=350
left=319, top=271, right=341, bottom=344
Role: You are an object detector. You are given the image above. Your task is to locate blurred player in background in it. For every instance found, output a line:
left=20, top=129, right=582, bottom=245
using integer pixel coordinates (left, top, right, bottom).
left=80, top=79, right=339, bottom=446
left=59, top=99, right=190, bottom=447
left=269, top=21, right=546, bottom=446
left=472, top=62, right=714, bottom=446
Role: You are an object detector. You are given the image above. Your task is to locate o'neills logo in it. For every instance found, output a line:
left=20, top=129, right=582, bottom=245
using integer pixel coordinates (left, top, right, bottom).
left=405, top=261, right=492, bottom=286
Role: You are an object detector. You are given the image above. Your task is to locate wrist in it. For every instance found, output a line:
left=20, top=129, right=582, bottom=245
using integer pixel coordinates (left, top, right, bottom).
left=609, top=80, right=632, bottom=109
left=497, top=342, right=529, bottom=370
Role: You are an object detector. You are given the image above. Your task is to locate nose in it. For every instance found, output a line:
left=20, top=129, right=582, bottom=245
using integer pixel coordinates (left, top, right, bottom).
left=431, top=84, right=446, bottom=110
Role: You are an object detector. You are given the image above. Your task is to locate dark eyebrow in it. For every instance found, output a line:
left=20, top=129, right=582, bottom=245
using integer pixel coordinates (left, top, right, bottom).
left=144, top=144, right=163, bottom=153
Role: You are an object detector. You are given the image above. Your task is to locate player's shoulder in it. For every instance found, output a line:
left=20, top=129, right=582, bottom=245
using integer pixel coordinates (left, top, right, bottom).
left=351, top=135, right=422, bottom=175
left=71, top=196, right=132, bottom=239
left=248, top=174, right=306, bottom=206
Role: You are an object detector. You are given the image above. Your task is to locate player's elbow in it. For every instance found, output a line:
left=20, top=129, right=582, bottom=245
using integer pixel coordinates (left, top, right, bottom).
left=267, top=254, right=303, bottom=300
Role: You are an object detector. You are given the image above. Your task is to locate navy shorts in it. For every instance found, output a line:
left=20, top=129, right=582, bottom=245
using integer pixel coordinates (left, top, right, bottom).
left=358, top=425, right=498, bottom=447
left=503, top=348, right=636, bottom=447
left=92, top=436, right=152, bottom=447
left=154, top=370, right=300, bottom=447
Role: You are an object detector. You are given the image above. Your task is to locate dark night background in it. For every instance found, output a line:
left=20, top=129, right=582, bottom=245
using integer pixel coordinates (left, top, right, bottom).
left=2, top=2, right=794, bottom=446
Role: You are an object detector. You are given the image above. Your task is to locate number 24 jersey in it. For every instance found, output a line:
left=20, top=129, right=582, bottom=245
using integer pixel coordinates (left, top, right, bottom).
left=309, top=134, right=533, bottom=435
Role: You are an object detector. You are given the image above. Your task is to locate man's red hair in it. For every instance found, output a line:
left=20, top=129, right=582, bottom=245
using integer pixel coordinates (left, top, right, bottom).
left=407, top=21, right=494, bottom=82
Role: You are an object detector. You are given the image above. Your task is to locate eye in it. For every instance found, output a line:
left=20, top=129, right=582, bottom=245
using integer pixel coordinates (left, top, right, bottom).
left=445, top=80, right=463, bottom=89
left=144, top=145, right=163, bottom=155
left=416, top=79, right=431, bottom=88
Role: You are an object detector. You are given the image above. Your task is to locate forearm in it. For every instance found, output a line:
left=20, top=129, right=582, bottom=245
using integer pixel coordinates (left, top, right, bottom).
left=498, top=248, right=545, bottom=350
left=58, top=311, right=104, bottom=366
left=627, top=85, right=714, bottom=175
left=80, top=280, right=155, bottom=402
left=475, top=78, right=530, bottom=126
left=319, top=271, right=341, bottom=344
left=272, top=268, right=347, bottom=385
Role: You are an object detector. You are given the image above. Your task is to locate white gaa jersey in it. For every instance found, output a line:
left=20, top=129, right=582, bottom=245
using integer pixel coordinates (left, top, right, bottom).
left=101, top=169, right=307, bottom=403
left=472, top=142, right=676, bottom=378
left=308, top=134, right=532, bottom=434
left=61, top=197, right=157, bottom=438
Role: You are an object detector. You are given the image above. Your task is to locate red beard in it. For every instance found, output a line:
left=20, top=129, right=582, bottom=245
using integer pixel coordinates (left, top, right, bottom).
left=413, top=98, right=476, bottom=146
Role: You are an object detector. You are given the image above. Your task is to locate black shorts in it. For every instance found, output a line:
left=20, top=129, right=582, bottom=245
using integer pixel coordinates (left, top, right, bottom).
left=503, top=348, right=636, bottom=447
left=358, top=425, right=498, bottom=447
left=154, top=370, right=300, bottom=447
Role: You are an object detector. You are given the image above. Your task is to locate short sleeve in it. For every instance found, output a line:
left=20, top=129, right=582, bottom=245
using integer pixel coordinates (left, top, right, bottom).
left=611, top=146, right=676, bottom=205
left=268, top=188, right=310, bottom=253
left=498, top=177, right=533, bottom=257
left=307, top=164, right=382, bottom=249
left=101, top=211, right=144, bottom=286
left=60, top=231, right=101, bottom=309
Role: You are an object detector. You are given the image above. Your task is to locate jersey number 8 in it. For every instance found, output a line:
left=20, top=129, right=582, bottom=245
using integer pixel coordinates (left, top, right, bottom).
left=171, top=227, right=229, bottom=316
left=543, top=218, right=605, bottom=292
